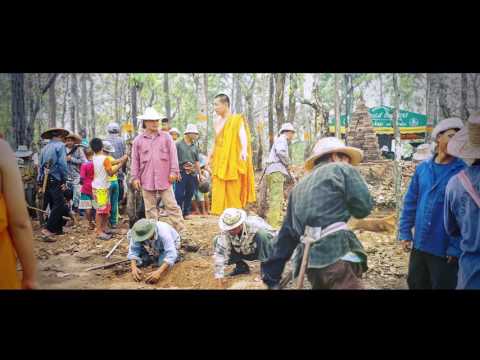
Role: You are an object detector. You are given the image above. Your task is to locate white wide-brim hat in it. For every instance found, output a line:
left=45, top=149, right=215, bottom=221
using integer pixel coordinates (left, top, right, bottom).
left=102, top=140, right=115, bottom=153
left=447, top=111, right=480, bottom=160
left=432, top=117, right=464, bottom=140
left=184, top=124, right=199, bottom=135
left=412, top=143, right=433, bottom=161
left=137, top=107, right=164, bottom=121
left=219, top=208, right=247, bottom=232
left=169, top=127, right=180, bottom=135
left=305, top=137, right=363, bottom=171
left=279, top=122, right=295, bottom=135
left=15, top=145, right=33, bottom=158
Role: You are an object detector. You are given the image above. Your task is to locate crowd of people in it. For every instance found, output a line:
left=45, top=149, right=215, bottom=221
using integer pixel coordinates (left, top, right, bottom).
left=1, top=92, right=479, bottom=290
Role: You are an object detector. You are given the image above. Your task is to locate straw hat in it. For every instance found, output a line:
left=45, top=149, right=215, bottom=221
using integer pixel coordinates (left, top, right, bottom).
left=15, top=145, right=33, bottom=158
left=169, top=127, right=180, bottom=136
left=431, top=117, right=464, bottom=140
left=184, top=124, right=199, bottom=135
left=447, top=111, right=480, bottom=160
left=41, top=128, right=69, bottom=140
left=305, top=137, right=363, bottom=171
left=279, top=122, right=295, bottom=135
left=137, top=107, right=164, bottom=121
left=130, top=219, right=156, bottom=243
left=412, top=143, right=433, bottom=161
left=65, top=133, right=82, bottom=144
left=102, top=140, right=115, bottom=154
left=219, top=208, right=247, bottom=232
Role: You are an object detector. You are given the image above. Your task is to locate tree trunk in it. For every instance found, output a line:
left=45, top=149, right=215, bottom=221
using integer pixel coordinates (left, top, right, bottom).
left=268, top=73, right=275, bottom=149
left=11, top=73, right=26, bottom=148
left=164, top=73, right=171, bottom=119
left=114, top=73, right=119, bottom=121
left=70, top=73, right=78, bottom=133
left=48, top=74, right=56, bottom=128
left=470, top=73, right=479, bottom=111
left=344, top=73, right=353, bottom=142
left=274, top=73, right=286, bottom=133
left=231, top=73, right=236, bottom=112
left=438, top=74, right=451, bottom=119
left=80, top=73, right=88, bottom=134
left=61, top=74, right=69, bottom=129
left=202, top=73, right=209, bottom=153
left=235, top=73, right=243, bottom=113
left=379, top=73, right=384, bottom=106
left=460, top=73, right=469, bottom=121
left=334, top=73, right=341, bottom=139
left=88, top=75, right=96, bottom=138
left=131, top=84, right=138, bottom=133
left=287, top=73, right=296, bottom=124
left=392, top=73, right=402, bottom=242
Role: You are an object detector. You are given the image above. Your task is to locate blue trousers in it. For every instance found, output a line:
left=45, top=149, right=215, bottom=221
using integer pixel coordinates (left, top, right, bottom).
left=109, top=180, right=119, bottom=225
left=174, top=171, right=197, bottom=216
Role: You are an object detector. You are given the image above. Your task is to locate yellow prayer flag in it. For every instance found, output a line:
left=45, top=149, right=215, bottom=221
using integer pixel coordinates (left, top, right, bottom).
left=196, top=113, right=208, bottom=121
left=122, top=122, right=134, bottom=133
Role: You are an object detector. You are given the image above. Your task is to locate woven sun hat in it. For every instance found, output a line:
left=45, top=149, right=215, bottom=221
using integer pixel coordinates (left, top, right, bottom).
left=15, top=145, right=33, bottom=158
left=431, top=117, right=464, bottom=140
left=219, top=208, right=247, bottom=232
left=41, top=127, right=69, bottom=140
left=305, top=137, right=363, bottom=171
left=413, top=143, right=433, bottom=161
left=447, top=111, right=480, bottom=160
left=102, top=140, right=115, bottom=154
left=137, top=107, right=163, bottom=121
left=65, top=133, right=82, bottom=144
left=184, top=124, right=199, bottom=135
left=169, top=127, right=180, bottom=136
left=279, top=122, right=295, bottom=135
left=130, top=219, right=156, bottom=243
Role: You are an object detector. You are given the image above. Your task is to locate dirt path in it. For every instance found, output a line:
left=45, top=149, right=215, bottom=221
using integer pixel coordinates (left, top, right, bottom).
left=32, top=209, right=408, bottom=290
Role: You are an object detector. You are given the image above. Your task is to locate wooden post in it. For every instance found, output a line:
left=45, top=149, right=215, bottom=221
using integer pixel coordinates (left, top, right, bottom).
left=334, top=73, right=341, bottom=139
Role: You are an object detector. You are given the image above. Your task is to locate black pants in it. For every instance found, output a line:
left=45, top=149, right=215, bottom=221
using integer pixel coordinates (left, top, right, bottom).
left=45, top=178, right=66, bottom=234
left=407, top=248, right=458, bottom=289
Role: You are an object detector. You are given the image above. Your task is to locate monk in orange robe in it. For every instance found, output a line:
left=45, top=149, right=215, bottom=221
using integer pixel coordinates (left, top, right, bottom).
left=207, top=94, right=256, bottom=215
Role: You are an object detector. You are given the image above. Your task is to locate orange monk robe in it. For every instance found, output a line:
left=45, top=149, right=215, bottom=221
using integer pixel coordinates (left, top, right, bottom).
left=210, top=114, right=256, bottom=215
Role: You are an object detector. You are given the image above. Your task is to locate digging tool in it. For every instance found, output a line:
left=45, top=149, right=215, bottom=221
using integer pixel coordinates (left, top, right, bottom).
left=86, top=259, right=130, bottom=272
left=27, top=205, right=71, bottom=221
left=279, top=269, right=293, bottom=289
left=106, top=237, right=124, bottom=259
left=297, top=236, right=314, bottom=289
left=37, top=159, right=51, bottom=224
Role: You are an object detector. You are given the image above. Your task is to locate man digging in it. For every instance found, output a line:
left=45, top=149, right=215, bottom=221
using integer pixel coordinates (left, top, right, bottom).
left=262, top=137, right=373, bottom=290
left=127, top=218, right=181, bottom=284
left=213, top=208, right=276, bottom=286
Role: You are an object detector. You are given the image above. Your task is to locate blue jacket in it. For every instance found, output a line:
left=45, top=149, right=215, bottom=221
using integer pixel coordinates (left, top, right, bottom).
left=399, top=156, right=466, bottom=258
left=38, top=140, right=68, bottom=183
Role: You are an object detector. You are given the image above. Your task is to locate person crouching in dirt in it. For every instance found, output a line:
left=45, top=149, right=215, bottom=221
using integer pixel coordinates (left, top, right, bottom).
left=127, top=218, right=181, bottom=284
left=261, top=137, right=373, bottom=290
left=213, top=208, right=276, bottom=285
left=399, top=118, right=466, bottom=289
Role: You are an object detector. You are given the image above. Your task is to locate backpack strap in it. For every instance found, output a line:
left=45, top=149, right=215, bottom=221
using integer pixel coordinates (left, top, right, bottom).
left=458, top=170, right=480, bottom=208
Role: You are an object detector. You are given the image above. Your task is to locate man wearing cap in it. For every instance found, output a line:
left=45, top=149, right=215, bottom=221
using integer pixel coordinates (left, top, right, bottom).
left=37, top=128, right=70, bottom=238
left=127, top=218, right=181, bottom=284
left=174, top=124, right=205, bottom=220
left=131, top=107, right=185, bottom=234
left=161, top=117, right=171, bottom=133
left=207, top=93, right=256, bottom=215
left=412, top=143, right=433, bottom=164
left=105, top=122, right=127, bottom=205
left=264, top=122, right=295, bottom=228
left=15, top=145, right=37, bottom=212
left=262, top=137, right=373, bottom=289
left=213, top=208, right=276, bottom=282
left=399, top=118, right=466, bottom=289
left=445, top=111, right=480, bottom=289
left=65, top=133, right=87, bottom=211
left=169, top=128, right=180, bottom=142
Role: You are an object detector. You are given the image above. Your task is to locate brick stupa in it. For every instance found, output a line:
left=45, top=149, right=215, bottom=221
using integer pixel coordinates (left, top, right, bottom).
left=345, top=96, right=381, bottom=162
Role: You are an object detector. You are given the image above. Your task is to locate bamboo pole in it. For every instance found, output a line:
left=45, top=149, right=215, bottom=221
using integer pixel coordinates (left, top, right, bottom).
left=392, top=74, right=403, bottom=242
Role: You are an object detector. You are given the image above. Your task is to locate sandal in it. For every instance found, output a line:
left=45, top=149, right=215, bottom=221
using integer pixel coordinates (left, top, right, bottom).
left=96, top=233, right=112, bottom=241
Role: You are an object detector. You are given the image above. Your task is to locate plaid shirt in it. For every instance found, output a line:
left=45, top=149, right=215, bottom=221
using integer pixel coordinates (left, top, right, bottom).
left=262, top=161, right=373, bottom=287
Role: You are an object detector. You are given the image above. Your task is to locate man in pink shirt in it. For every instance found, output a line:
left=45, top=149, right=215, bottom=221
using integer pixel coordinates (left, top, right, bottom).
left=131, top=107, right=185, bottom=234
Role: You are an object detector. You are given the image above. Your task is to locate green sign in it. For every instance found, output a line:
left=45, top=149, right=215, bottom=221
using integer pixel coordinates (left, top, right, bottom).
left=329, top=106, right=427, bottom=128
